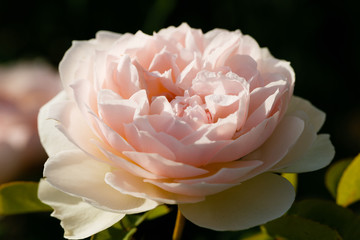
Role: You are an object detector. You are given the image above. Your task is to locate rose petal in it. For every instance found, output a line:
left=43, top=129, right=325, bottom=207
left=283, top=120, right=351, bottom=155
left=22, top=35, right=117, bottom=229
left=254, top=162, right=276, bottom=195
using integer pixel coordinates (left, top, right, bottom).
left=59, top=42, right=95, bottom=94
left=225, top=54, right=258, bottom=81
left=46, top=99, right=106, bottom=159
left=105, top=169, right=205, bottom=204
left=95, top=142, right=165, bottom=179
left=178, top=53, right=201, bottom=90
left=274, top=134, right=335, bottom=173
left=145, top=178, right=236, bottom=197
left=38, top=179, right=124, bottom=240
left=240, top=116, right=305, bottom=177
left=124, top=121, right=176, bottom=160
left=248, top=80, right=287, bottom=116
left=270, top=96, right=333, bottom=172
left=179, top=173, right=295, bottom=231
left=210, top=112, right=280, bottom=163
left=244, top=89, right=281, bottom=131
left=59, top=31, right=120, bottom=93
left=178, top=160, right=263, bottom=184
left=286, top=96, right=325, bottom=132
left=88, top=110, right=135, bottom=153
left=123, top=151, right=208, bottom=178
left=37, top=91, right=77, bottom=157
left=44, top=149, right=159, bottom=214
left=147, top=114, right=194, bottom=140
left=112, top=55, right=141, bottom=99
left=98, top=89, right=149, bottom=135
left=203, top=31, right=241, bottom=69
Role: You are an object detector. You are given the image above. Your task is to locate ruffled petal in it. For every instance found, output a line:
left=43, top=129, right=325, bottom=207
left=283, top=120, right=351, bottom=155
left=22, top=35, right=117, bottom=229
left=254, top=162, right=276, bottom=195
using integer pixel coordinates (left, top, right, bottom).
left=177, top=160, right=263, bottom=184
left=44, top=149, right=159, bottom=214
left=179, top=173, right=295, bottom=231
left=105, top=170, right=205, bottom=204
left=123, top=151, right=208, bottom=178
left=59, top=31, right=120, bottom=95
left=210, top=112, right=279, bottom=163
left=241, top=116, right=305, bottom=177
left=38, top=179, right=124, bottom=240
left=271, top=96, right=334, bottom=172
left=37, top=91, right=77, bottom=157
left=145, top=179, right=236, bottom=197
left=286, top=96, right=325, bottom=132
left=274, top=134, right=335, bottom=173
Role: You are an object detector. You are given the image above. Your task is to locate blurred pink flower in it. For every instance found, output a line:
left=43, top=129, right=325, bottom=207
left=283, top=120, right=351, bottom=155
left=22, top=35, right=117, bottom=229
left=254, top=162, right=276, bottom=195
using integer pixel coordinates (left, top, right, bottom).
left=0, top=61, right=61, bottom=183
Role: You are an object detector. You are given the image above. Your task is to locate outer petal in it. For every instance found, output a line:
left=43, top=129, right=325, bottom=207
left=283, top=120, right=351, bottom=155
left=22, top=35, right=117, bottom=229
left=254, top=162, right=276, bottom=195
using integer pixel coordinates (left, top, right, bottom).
left=105, top=169, right=205, bottom=204
left=286, top=96, right=325, bottom=132
left=274, top=134, right=335, bottom=173
left=59, top=31, right=120, bottom=92
left=271, top=96, right=334, bottom=172
left=38, top=179, right=124, bottom=239
left=44, top=149, right=159, bottom=214
left=38, top=91, right=77, bottom=157
left=179, top=173, right=295, bottom=231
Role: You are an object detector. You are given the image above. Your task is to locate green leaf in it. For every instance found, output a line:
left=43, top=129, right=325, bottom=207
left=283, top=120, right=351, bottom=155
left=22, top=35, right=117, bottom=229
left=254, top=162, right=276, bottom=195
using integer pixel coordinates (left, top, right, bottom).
left=325, top=158, right=352, bottom=198
left=0, top=181, right=52, bottom=215
left=90, top=221, right=137, bottom=240
left=281, top=173, right=298, bottom=191
left=288, top=199, right=360, bottom=240
left=264, top=215, right=342, bottom=240
left=145, top=205, right=171, bottom=220
left=337, top=154, right=360, bottom=207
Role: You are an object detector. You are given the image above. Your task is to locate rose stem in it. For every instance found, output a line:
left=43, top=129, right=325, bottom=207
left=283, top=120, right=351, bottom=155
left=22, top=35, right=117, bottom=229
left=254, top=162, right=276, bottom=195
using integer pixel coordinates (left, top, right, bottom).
left=172, top=208, right=186, bottom=240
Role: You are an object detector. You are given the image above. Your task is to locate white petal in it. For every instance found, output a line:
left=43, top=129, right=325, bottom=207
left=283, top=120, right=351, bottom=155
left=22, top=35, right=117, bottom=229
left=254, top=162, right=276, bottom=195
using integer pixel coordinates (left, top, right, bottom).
left=275, top=134, right=335, bottom=173
left=37, top=91, right=77, bottom=157
left=59, top=32, right=120, bottom=92
left=286, top=96, right=325, bottom=132
left=94, top=30, right=122, bottom=49
left=271, top=96, right=334, bottom=172
left=38, top=179, right=124, bottom=239
left=44, top=149, right=159, bottom=214
left=240, top=116, right=305, bottom=178
left=179, top=173, right=295, bottom=231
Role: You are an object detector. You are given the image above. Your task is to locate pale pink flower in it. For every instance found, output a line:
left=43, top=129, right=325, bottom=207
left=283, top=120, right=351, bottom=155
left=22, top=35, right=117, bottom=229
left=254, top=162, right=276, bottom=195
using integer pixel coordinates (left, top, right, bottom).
left=0, top=61, right=61, bottom=183
left=37, top=23, right=334, bottom=239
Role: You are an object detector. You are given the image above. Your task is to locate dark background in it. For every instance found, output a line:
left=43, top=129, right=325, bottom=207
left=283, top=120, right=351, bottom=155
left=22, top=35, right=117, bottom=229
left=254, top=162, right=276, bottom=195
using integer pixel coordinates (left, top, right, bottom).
left=0, top=0, right=359, bottom=239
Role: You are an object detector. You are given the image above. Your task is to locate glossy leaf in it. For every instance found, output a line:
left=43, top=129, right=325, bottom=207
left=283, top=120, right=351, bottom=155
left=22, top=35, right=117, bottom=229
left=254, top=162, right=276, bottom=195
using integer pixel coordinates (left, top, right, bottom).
left=325, top=159, right=352, bottom=198
left=337, top=154, right=360, bottom=207
left=264, top=215, right=341, bottom=240
left=288, top=199, right=360, bottom=240
left=0, top=181, right=52, bottom=215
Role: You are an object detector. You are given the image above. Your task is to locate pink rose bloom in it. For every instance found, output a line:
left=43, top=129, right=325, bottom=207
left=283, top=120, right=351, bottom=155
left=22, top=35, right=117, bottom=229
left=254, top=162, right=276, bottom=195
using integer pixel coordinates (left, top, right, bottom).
left=38, top=23, right=334, bottom=239
left=0, top=61, right=60, bottom=183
